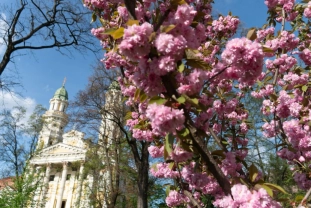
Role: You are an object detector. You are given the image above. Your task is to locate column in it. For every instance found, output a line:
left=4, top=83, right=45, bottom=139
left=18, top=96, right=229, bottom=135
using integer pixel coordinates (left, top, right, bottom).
left=74, top=163, right=84, bottom=208
left=66, top=171, right=75, bottom=207
left=40, top=164, right=51, bottom=204
left=56, top=162, right=68, bottom=208
left=49, top=172, right=60, bottom=208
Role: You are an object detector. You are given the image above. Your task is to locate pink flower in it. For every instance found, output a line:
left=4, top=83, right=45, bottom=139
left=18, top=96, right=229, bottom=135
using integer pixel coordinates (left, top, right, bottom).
left=299, top=48, right=311, bottom=65
left=150, top=162, right=179, bottom=178
left=174, top=4, right=197, bottom=26
left=213, top=184, right=281, bottom=208
left=304, top=2, right=311, bottom=18
left=119, top=22, right=153, bottom=60
left=165, top=190, right=187, bottom=207
left=146, top=104, right=185, bottom=136
left=171, top=146, right=193, bottom=162
left=155, top=33, right=186, bottom=58
left=221, top=38, right=264, bottom=84
left=211, top=15, right=240, bottom=38
left=148, top=146, right=164, bottom=158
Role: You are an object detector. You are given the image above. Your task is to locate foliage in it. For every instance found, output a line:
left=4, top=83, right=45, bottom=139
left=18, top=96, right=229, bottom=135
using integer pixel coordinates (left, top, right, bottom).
left=70, top=63, right=151, bottom=207
left=84, top=0, right=311, bottom=207
left=0, top=105, right=46, bottom=207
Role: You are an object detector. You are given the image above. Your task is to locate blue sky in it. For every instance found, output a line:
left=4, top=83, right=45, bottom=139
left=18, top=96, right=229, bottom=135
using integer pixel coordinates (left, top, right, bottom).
left=0, top=0, right=268, bottom=115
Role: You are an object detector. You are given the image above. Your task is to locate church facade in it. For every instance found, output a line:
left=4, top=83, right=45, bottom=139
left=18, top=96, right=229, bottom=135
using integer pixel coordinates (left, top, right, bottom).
left=29, top=82, right=122, bottom=208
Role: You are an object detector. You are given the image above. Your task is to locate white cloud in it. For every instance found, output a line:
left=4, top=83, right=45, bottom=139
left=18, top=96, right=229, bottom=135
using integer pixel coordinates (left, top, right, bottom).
left=0, top=91, right=37, bottom=124
left=0, top=13, right=7, bottom=56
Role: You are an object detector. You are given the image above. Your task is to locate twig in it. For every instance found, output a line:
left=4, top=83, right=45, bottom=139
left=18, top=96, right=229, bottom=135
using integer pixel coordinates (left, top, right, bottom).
left=183, top=190, right=202, bottom=208
left=299, top=186, right=311, bottom=207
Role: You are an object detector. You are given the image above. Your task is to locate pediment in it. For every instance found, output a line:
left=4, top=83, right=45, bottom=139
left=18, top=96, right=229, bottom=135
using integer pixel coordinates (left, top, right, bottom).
left=39, top=143, right=86, bottom=155
left=30, top=143, right=87, bottom=165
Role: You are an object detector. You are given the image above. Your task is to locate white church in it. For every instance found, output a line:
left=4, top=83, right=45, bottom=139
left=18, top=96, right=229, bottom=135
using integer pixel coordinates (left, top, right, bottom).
left=29, top=81, right=122, bottom=208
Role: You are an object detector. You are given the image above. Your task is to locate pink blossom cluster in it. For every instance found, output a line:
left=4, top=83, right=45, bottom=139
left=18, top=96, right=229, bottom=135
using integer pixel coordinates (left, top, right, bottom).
left=119, top=23, right=153, bottom=61
left=299, top=48, right=311, bottom=65
left=155, top=34, right=187, bottom=59
left=221, top=37, right=264, bottom=84
left=251, top=84, right=274, bottom=98
left=213, top=184, right=281, bottom=208
left=146, top=104, right=185, bottom=136
left=148, top=146, right=164, bottom=158
left=174, top=4, right=197, bottom=26
left=83, top=0, right=107, bottom=10
left=91, top=27, right=108, bottom=41
left=265, top=54, right=297, bottom=74
left=265, top=31, right=299, bottom=52
left=86, top=0, right=311, bottom=206
left=211, top=15, right=240, bottom=38
left=132, top=129, right=154, bottom=141
left=165, top=190, right=188, bottom=207
left=181, top=163, right=221, bottom=195
left=150, top=162, right=179, bottom=178
left=220, top=152, right=242, bottom=176
left=304, top=2, right=311, bottom=18
left=170, top=146, right=193, bottom=162
left=256, top=27, right=275, bottom=42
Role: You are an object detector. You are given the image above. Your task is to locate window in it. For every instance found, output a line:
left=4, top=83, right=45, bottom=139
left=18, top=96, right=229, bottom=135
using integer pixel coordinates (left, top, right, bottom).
left=61, top=201, right=66, bottom=208
left=66, top=174, right=71, bottom=180
left=49, top=175, right=55, bottom=181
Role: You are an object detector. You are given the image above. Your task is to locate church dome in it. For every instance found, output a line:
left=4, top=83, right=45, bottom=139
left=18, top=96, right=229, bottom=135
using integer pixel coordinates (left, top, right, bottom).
left=53, top=86, right=68, bottom=101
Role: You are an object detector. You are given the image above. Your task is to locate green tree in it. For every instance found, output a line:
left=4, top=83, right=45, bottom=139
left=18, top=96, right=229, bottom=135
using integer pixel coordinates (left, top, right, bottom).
left=69, top=62, right=151, bottom=207
left=0, top=105, right=46, bottom=207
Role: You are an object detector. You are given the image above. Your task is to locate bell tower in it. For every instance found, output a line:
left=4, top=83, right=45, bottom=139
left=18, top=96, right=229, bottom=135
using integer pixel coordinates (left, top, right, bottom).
left=37, top=79, right=69, bottom=149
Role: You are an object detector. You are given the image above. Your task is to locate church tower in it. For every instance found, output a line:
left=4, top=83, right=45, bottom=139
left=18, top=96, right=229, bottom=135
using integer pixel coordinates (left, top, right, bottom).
left=99, top=80, right=123, bottom=146
left=38, top=81, right=69, bottom=148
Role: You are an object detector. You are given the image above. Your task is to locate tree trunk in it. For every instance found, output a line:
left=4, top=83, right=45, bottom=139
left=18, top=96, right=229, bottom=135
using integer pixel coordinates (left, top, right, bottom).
left=136, top=142, right=149, bottom=208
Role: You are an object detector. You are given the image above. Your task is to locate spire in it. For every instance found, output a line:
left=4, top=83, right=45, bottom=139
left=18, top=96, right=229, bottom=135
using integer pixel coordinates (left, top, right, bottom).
left=62, top=77, right=66, bottom=87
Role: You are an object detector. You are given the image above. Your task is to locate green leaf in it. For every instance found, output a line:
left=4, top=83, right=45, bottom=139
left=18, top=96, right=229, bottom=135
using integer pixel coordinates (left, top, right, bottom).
left=246, top=28, right=257, bottom=41
left=165, top=186, right=171, bottom=196
left=104, top=27, right=124, bottom=39
left=211, top=150, right=225, bottom=158
left=269, top=93, right=278, bottom=102
left=124, top=111, right=132, bottom=121
left=164, top=133, right=174, bottom=158
left=186, top=59, right=211, bottom=70
left=249, top=164, right=258, bottom=182
left=149, top=32, right=156, bottom=42
left=178, top=62, right=185, bottom=73
left=134, top=88, right=141, bottom=101
left=126, top=19, right=139, bottom=26
left=191, top=98, right=199, bottom=105
left=168, top=162, right=174, bottom=170
left=161, top=25, right=176, bottom=33
left=148, top=96, right=167, bottom=105
left=170, top=0, right=186, bottom=6
left=302, top=97, right=309, bottom=107
left=263, top=183, right=288, bottom=194
left=151, top=163, right=158, bottom=172
left=185, top=49, right=199, bottom=59
left=302, top=85, right=308, bottom=92
left=177, top=128, right=190, bottom=139
left=91, top=12, right=97, bottom=23
left=295, top=194, right=304, bottom=202
left=255, top=184, right=273, bottom=197
left=140, top=92, right=148, bottom=102
left=177, top=96, right=186, bottom=104
left=262, top=46, right=274, bottom=53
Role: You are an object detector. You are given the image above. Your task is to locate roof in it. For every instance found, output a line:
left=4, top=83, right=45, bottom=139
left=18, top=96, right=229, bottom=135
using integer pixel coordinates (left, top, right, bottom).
left=53, top=86, right=68, bottom=101
left=0, top=177, right=14, bottom=190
